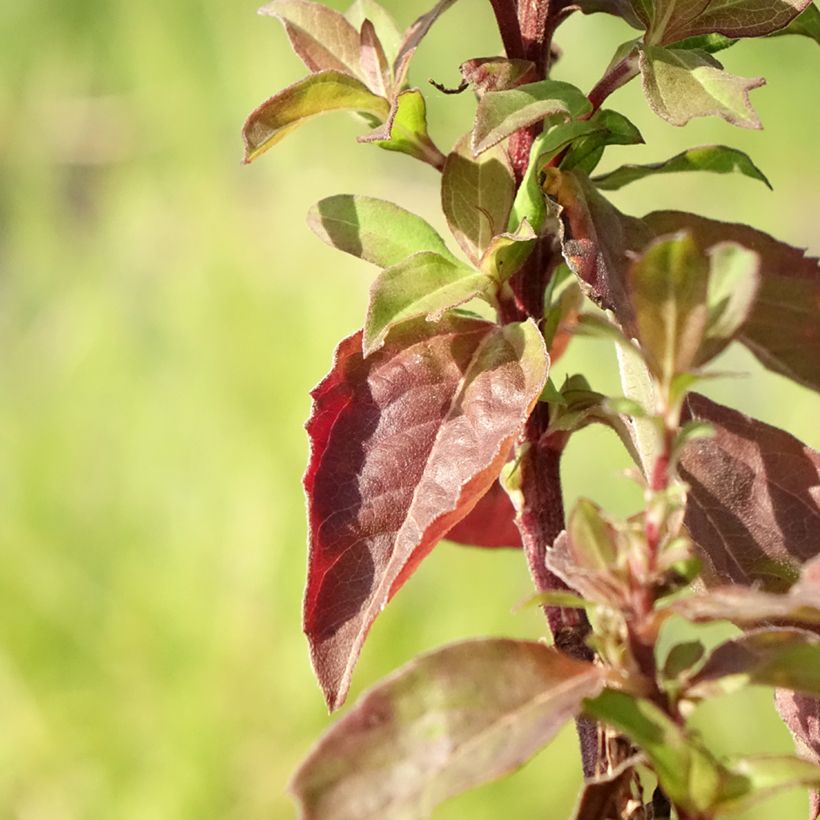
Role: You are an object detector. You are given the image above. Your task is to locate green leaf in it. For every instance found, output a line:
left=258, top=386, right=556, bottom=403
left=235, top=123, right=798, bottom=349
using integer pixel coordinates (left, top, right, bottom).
left=592, top=145, right=771, bottom=191
left=639, top=46, right=764, bottom=129
left=716, top=755, right=820, bottom=814
left=696, top=241, right=761, bottom=364
left=673, top=33, right=739, bottom=53
left=662, top=640, right=706, bottom=680
left=442, top=138, right=515, bottom=265
left=307, top=194, right=456, bottom=268
left=583, top=689, right=745, bottom=813
left=260, top=0, right=366, bottom=80
left=359, top=88, right=444, bottom=168
left=364, top=252, right=494, bottom=354
left=346, top=0, right=403, bottom=66
left=291, top=638, right=606, bottom=819
left=568, top=499, right=618, bottom=572
left=560, top=109, right=645, bottom=175
left=471, top=80, right=591, bottom=155
left=628, top=233, right=709, bottom=386
left=242, top=70, right=389, bottom=163
left=690, top=628, right=820, bottom=698
left=515, top=589, right=594, bottom=612
left=478, top=220, right=537, bottom=282
left=645, top=0, right=812, bottom=44
left=770, top=1, right=820, bottom=42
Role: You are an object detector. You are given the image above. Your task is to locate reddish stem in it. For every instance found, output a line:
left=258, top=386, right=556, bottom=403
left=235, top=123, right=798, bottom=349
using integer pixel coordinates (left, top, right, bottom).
left=587, top=54, right=640, bottom=113
left=489, top=0, right=525, bottom=58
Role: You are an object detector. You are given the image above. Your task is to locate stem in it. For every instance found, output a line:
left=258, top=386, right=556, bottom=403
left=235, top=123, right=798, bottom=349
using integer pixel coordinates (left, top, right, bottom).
left=518, top=0, right=552, bottom=75
left=489, top=0, right=524, bottom=58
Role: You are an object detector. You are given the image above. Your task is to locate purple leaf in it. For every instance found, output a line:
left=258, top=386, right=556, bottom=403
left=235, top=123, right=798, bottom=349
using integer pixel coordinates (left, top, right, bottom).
left=444, top=479, right=522, bottom=548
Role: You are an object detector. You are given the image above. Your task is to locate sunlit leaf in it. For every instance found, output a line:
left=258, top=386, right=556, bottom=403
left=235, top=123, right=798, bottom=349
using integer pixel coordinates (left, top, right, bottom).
left=679, top=393, right=820, bottom=591
left=592, top=145, right=771, bottom=190
left=478, top=219, right=537, bottom=282
left=639, top=46, right=764, bottom=128
left=364, top=252, right=493, bottom=354
left=307, top=194, right=456, bottom=268
left=442, top=138, right=515, bottom=265
left=346, top=0, right=402, bottom=66
left=472, top=80, right=591, bottom=155
left=291, top=638, right=606, bottom=819
left=304, top=316, right=547, bottom=708
left=560, top=109, right=644, bottom=175
left=568, top=499, right=618, bottom=572
left=242, top=71, right=389, bottom=163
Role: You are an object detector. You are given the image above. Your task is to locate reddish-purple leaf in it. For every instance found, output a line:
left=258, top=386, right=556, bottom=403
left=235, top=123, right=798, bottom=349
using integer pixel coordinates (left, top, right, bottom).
left=393, top=0, right=460, bottom=86
left=290, top=638, right=606, bottom=819
left=460, top=57, right=537, bottom=94
left=444, top=479, right=522, bottom=548
left=775, top=690, right=820, bottom=819
left=644, top=211, right=820, bottom=392
left=680, top=393, right=820, bottom=591
left=304, top=316, right=547, bottom=708
left=571, top=756, right=642, bottom=820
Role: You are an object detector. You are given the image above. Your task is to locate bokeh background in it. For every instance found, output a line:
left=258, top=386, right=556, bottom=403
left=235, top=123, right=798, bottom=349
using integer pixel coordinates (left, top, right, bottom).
left=1, top=1, right=818, bottom=817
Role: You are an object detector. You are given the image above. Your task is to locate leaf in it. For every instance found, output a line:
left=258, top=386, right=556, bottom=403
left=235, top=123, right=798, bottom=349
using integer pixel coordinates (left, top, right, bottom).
left=574, top=0, right=645, bottom=28
left=689, top=628, right=820, bottom=698
left=592, top=145, right=771, bottom=191
left=346, top=0, right=403, bottom=66
left=628, top=232, right=709, bottom=386
left=568, top=499, right=618, bottom=572
left=478, top=220, right=538, bottom=282
left=441, top=138, right=515, bottom=266
left=358, top=18, right=390, bottom=97
left=291, top=638, right=606, bottom=819
left=662, top=640, right=707, bottom=680
left=260, top=0, right=365, bottom=80
left=394, top=0, right=460, bottom=86
left=770, top=2, right=820, bottom=43
left=643, top=211, right=820, bottom=392
left=774, top=690, right=820, bottom=819
left=307, top=194, right=456, bottom=268
left=583, top=689, right=745, bottom=813
left=460, top=58, right=537, bottom=94
left=471, top=80, right=591, bottom=155
left=560, top=109, right=645, bottom=175
left=571, top=756, right=642, bottom=820
left=678, top=392, right=820, bottom=591
left=639, top=46, right=765, bottom=129
left=645, top=0, right=812, bottom=43
left=359, top=88, right=444, bottom=168
left=242, top=71, right=389, bottom=163
left=444, top=479, right=522, bottom=548
left=715, top=755, right=820, bottom=814
left=304, top=316, right=548, bottom=708
left=364, top=252, right=494, bottom=354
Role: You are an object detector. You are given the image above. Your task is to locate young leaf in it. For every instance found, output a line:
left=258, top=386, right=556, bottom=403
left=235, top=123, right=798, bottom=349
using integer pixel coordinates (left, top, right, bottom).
left=291, top=638, right=606, bottom=819
left=393, top=0, right=460, bottom=86
left=442, top=138, right=515, bottom=265
left=644, top=0, right=812, bottom=44
left=639, top=46, right=764, bottom=128
left=304, top=316, right=547, bottom=708
left=679, top=392, right=820, bottom=591
left=478, top=220, right=537, bottom=282
left=346, top=0, right=402, bottom=67
left=444, top=479, right=522, bottom=548
left=568, top=499, right=619, bottom=572
left=242, top=71, right=389, bottom=163
left=560, top=109, right=645, bottom=175
left=364, top=251, right=494, bottom=354
left=471, top=80, right=591, bottom=155
left=307, top=194, right=456, bottom=268
left=775, top=690, right=820, bottom=819
left=770, top=1, right=820, bottom=43
left=643, top=211, right=820, bottom=392
left=592, top=145, right=771, bottom=191
left=260, top=0, right=366, bottom=80
left=460, top=57, right=537, bottom=94
left=689, top=628, right=820, bottom=698
left=359, top=88, right=444, bottom=168
left=628, top=233, right=709, bottom=386
left=358, top=18, right=390, bottom=97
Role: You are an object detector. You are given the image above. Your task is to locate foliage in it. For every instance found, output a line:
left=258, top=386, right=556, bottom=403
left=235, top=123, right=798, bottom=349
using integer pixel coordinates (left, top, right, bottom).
left=242, top=0, right=820, bottom=817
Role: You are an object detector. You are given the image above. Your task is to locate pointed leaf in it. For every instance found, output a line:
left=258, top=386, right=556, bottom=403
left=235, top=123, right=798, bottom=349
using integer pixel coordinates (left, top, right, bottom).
left=679, top=392, right=820, bottom=591
left=560, top=109, right=645, bottom=175
left=359, top=88, right=444, bottom=168
left=346, top=0, right=402, bottom=66
left=689, top=628, right=820, bottom=698
left=242, top=71, right=389, bottom=163
left=441, top=138, right=515, bottom=265
left=639, top=46, right=764, bottom=128
left=478, top=220, right=538, bottom=282
left=628, top=232, right=709, bottom=385
left=394, top=0, right=460, bottom=86
left=644, top=211, right=820, bottom=392
left=307, top=194, right=456, bottom=268
left=260, top=0, right=365, bottom=79
left=774, top=690, right=820, bottom=819
left=444, top=479, right=522, bottom=548
left=593, top=145, right=771, bottom=190
left=472, top=80, right=591, bottom=155
left=304, top=316, right=548, bottom=708
left=571, top=757, right=643, bottom=820
left=460, top=58, right=537, bottom=94
left=291, top=638, right=605, bottom=819
left=358, top=18, right=390, bottom=97
left=646, top=0, right=812, bottom=43
left=771, top=2, right=820, bottom=43
left=568, top=499, right=619, bottom=572
left=716, top=755, right=820, bottom=814
left=364, top=252, right=494, bottom=354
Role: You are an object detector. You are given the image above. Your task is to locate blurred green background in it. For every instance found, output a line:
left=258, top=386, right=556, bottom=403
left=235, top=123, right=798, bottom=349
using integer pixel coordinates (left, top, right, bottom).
left=0, top=1, right=817, bottom=817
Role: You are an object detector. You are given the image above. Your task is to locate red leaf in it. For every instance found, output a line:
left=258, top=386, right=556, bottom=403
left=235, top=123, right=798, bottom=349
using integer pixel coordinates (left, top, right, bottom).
left=680, top=393, right=820, bottom=591
left=304, top=315, right=547, bottom=708
left=444, top=479, right=521, bottom=548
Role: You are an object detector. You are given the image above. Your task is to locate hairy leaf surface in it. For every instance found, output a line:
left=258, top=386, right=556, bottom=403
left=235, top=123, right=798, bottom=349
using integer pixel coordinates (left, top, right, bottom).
left=644, top=211, right=820, bottom=391
left=304, top=316, right=547, bottom=708
left=291, top=639, right=605, bottom=819
left=679, top=393, right=820, bottom=591
left=346, top=0, right=402, bottom=66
